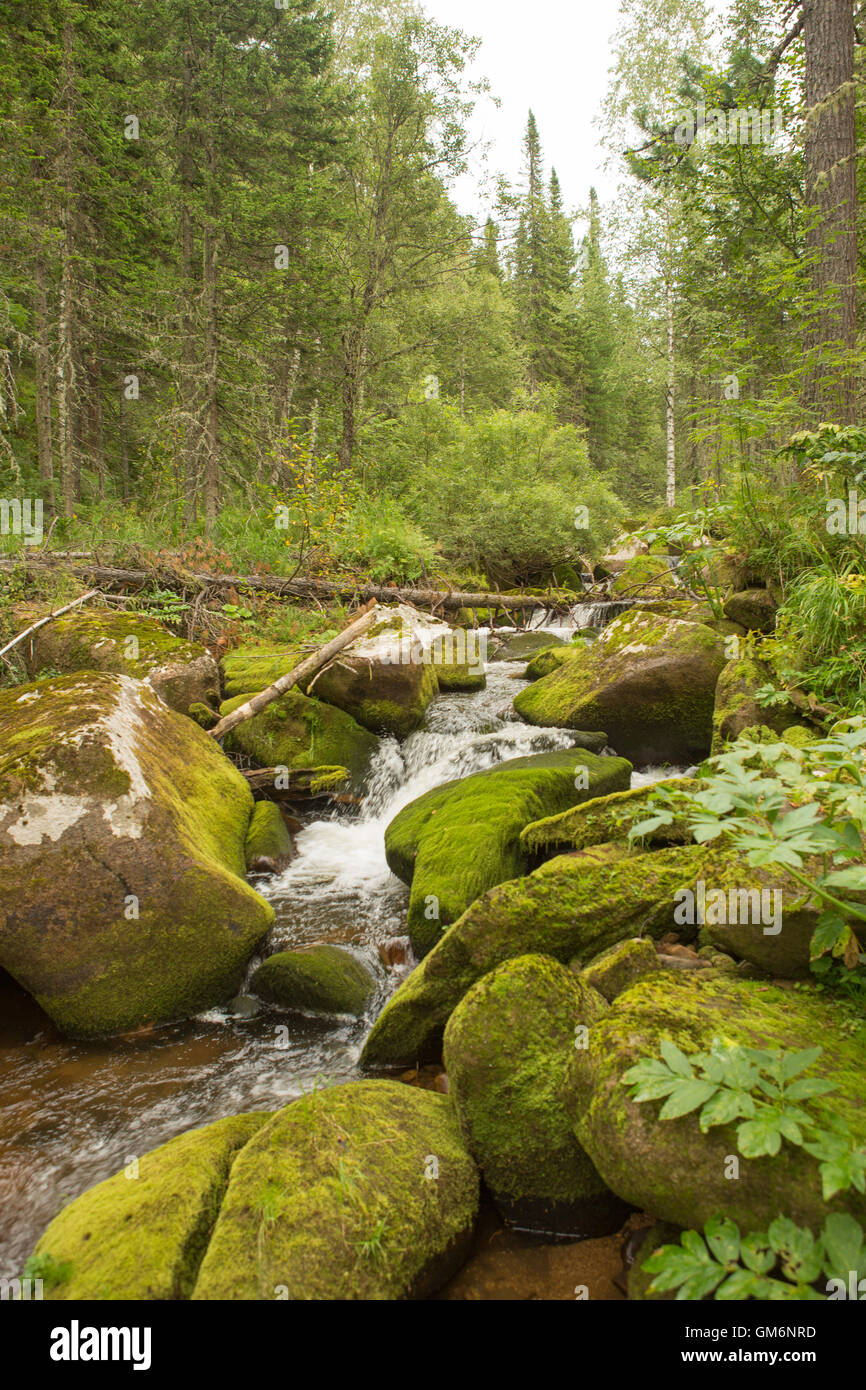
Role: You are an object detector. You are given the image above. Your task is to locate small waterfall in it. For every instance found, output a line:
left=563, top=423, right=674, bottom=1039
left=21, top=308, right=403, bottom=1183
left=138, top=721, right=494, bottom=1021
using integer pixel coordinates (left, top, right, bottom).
left=571, top=600, right=635, bottom=630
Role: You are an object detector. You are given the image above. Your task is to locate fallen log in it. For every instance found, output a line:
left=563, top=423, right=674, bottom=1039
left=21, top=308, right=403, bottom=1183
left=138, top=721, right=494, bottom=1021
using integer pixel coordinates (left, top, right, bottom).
left=209, top=607, right=378, bottom=741
left=1, top=554, right=570, bottom=613
left=241, top=766, right=350, bottom=797
left=0, top=589, right=100, bottom=664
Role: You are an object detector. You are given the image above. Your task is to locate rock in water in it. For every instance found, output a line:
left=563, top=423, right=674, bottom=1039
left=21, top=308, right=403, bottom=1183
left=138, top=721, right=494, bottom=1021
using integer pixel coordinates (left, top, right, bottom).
left=362, top=843, right=704, bottom=1069
left=244, top=800, right=295, bottom=873
left=191, top=1081, right=479, bottom=1299
left=444, top=954, right=628, bottom=1236
left=29, top=1115, right=269, bottom=1300
left=513, top=610, right=727, bottom=765
left=251, top=944, right=376, bottom=1017
left=307, top=603, right=481, bottom=738
left=384, top=748, right=632, bottom=958
left=18, top=608, right=220, bottom=717
left=220, top=688, right=378, bottom=788
left=0, top=672, right=274, bottom=1035
left=568, top=973, right=866, bottom=1234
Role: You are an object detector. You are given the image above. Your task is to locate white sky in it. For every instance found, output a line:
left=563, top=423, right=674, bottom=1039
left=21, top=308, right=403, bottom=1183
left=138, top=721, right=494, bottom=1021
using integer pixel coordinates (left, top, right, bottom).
left=421, top=0, right=728, bottom=232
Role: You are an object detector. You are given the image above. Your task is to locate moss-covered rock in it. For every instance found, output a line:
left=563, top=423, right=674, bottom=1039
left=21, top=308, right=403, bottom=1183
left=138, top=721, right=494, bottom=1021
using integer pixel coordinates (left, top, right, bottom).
left=251, top=944, right=376, bottom=1016
left=581, top=937, right=661, bottom=1002
left=220, top=688, right=377, bottom=787
left=489, top=630, right=560, bottom=663
left=569, top=974, right=866, bottom=1234
left=244, top=801, right=295, bottom=873
left=711, top=657, right=792, bottom=753
left=221, top=644, right=302, bottom=699
left=609, top=554, right=680, bottom=598
left=523, top=642, right=587, bottom=681
left=723, top=588, right=777, bottom=633
left=0, top=672, right=274, bottom=1035
left=513, top=611, right=727, bottom=764
left=361, top=843, right=705, bottom=1069
left=30, top=1114, right=269, bottom=1299
left=307, top=603, right=447, bottom=739
left=191, top=1081, right=479, bottom=1299
left=520, top=778, right=698, bottom=861
left=385, top=749, right=632, bottom=958
left=19, top=608, right=220, bottom=716
left=443, top=954, right=627, bottom=1235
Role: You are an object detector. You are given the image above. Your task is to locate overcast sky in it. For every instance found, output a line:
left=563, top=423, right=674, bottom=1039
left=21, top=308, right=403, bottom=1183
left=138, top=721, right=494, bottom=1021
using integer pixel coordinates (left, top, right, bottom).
left=421, top=0, right=727, bottom=231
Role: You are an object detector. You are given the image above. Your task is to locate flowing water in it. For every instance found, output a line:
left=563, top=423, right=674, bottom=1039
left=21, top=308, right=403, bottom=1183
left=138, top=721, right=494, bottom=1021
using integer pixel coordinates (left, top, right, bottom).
left=0, top=618, right=681, bottom=1278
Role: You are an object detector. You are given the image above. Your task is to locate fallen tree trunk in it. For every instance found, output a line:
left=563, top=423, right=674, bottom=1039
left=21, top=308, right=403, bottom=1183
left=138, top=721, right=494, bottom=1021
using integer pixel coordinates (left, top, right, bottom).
left=209, top=607, right=378, bottom=741
left=0, top=588, right=100, bottom=663
left=1, top=555, right=568, bottom=613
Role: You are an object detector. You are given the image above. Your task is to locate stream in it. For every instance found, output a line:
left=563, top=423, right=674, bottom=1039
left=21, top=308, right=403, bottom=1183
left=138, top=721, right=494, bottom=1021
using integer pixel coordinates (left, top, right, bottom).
left=0, top=615, right=680, bottom=1279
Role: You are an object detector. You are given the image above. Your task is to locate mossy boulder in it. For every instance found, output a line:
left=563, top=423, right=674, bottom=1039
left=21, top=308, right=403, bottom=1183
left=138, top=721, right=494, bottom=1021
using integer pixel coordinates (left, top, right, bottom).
left=385, top=748, right=632, bottom=958
left=251, top=944, right=376, bottom=1017
left=609, top=554, right=680, bottom=598
left=244, top=800, right=295, bottom=873
left=711, top=657, right=793, bottom=752
left=220, top=688, right=377, bottom=787
left=362, top=843, right=706, bottom=1069
left=221, top=644, right=303, bottom=700
left=523, top=642, right=587, bottom=681
left=489, top=630, right=559, bottom=663
left=192, top=1081, right=479, bottom=1299
left=723, top=588, right=777, bottom=633
left=19, top=608, right=220, bottom=717
left=581, top=937, right=661, bottom=1002
left=307, top=603, right=446, bottom=739
left=520, top=778, right=698, bottom=861
left=513, top=611, right=726, bottom=765
left=30, top=1113, right=270, bottom=1299
left=0, top=672, right=274, bottom=1035
left=444, top=954, right=628, bottom=1235
left=569, top=974, right=866, bottom=1234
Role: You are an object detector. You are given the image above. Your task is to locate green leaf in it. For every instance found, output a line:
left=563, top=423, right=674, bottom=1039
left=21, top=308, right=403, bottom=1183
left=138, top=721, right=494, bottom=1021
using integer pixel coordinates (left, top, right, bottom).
left=821, top=1213, right=866, bottom=1281
left=659, top=1038, right=695, bottom=1078
left=705, top=1216, right=740, bottom=1266
left=740, top=1231, right=775, bottom=1275
left=658, top=1079, right=719, bottom=1120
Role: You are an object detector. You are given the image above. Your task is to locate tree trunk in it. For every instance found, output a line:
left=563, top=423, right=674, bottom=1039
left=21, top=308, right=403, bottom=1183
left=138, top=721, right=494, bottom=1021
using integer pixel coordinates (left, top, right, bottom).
left=802, top=0, right=857, bottom=422
left=33, top=256, right=55, bottom=514
left=180, top=47, right=200, bottom=525
left=665, top=275, right=676, bottom=507
left=57, top=22, right=77, bottom=520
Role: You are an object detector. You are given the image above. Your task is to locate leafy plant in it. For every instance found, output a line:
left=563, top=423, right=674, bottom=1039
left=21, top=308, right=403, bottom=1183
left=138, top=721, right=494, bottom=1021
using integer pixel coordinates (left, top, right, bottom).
left=642, top=1212, right=865, bottom=1301
left=623, top=1037, right=866, bottom=1199
left=628, top=720, right=866, bottom=973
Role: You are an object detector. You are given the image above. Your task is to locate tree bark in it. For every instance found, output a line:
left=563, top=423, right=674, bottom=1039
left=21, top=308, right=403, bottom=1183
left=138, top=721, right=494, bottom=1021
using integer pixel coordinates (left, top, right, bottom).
left=802, top=0, right=857, bottom=421
left=33, top=256, right=55, bottom=515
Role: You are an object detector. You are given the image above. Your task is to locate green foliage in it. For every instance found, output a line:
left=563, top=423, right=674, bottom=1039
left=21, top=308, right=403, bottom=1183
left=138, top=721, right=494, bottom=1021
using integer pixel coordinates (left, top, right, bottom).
left=623, top=1037, right=866, bottom=1200
left=643, top=1212, right=865, bottom=1301
left=629, top=720, right=866, bottom=974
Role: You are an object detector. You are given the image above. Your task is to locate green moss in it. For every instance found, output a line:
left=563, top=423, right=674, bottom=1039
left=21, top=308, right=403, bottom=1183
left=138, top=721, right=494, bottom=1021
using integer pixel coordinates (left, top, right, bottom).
left=581, top=937, right=661, bottom=1001
left=514, top=611, right=726, bottom=765
left=570, top=973, right=866, bottom=1234
left=31, top=1113, right=269, bottom=1299
left=711, top=657, right=791, bottom=753
left=244, top=801, right=294, bottom=870
left=220, top=688, right=378, bottom=786
left=523, top=643, right=586, bottom=681
left=609, top=555, right=679, bottom=598
left=443, top=954, right=625, bottom=1233
left=520, top=777, right=698, bottom=860
left=385, top=748, right=632, bottom=958
left=191, top=1081, right=479, bottom=1300
left=0, top=672, right=274, bottom=1036
left=251, top=944, right=376, bottom=1016
left=362, top=842, right=706, bottom=1069
left=221, top=644, right=302, bottom=699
